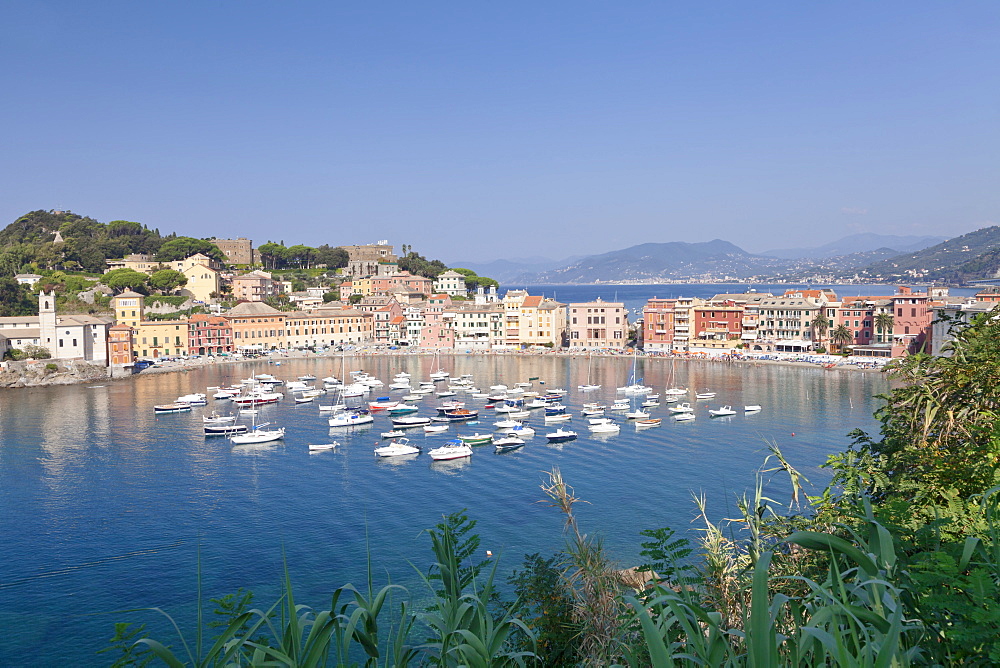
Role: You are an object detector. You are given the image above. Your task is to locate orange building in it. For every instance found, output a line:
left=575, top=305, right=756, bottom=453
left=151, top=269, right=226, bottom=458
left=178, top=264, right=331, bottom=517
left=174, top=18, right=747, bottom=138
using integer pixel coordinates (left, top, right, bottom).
left=107, top=324, right=134, bottom=366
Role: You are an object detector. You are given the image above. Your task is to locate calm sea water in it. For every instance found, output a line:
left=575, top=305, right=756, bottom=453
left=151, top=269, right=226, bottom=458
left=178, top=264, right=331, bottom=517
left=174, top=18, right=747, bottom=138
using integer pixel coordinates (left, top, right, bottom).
left=0, top=353, right=888, bottom=666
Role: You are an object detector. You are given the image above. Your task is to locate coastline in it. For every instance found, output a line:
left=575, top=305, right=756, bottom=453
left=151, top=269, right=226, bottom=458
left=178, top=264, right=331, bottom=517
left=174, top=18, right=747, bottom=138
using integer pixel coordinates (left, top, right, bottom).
left=0, top=346, right=884, bottom=390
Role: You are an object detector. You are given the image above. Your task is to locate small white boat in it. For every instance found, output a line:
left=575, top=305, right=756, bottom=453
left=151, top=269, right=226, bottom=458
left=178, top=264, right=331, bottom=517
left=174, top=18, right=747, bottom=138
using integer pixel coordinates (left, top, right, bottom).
left=545, top=428, right=578, bottom=443
left=213, top=390, right=237, bottom=400
left=695, top=391, right=716, bottom=400
left=402, top=394, right=423, bottom=401
left=239, top=408, right=259, bottom=416
left=668, top=403, right=693, bottom=413
left=424, top=424, right=450, bottom=434
left=428, top=439, right=473, bottom=460
left=392, top=416, right=433, bottom=428
left=664, top=387, right=687, bottom=396
left=375, top=438, right=421, bottom=457
left=578, top=384, right=601, bottom=391
left=308, top=442, right=339, bottom=452
left=176, top=393, right=207, bottom=405
left=626, top=410, right=650, bottom=420
left=544, top=414, right=572, bottom=423
left=328, top=412, right=375, bottom=427
left=674, top=413, right=696, bottom=422
left=641, top=400, right=660, bottom=408
left=299, top=375, right=317, bottom=381
left=589, top=421, right=620, bottom=433
left=636, top=418, right=662, bottom=428
left=505, top=424, right=535, bottom=437
left=745, top=405, right=762, bottom=412
left=493, top=418, right=523, bottom=429
left=381, top=430, right=406, bottom=439
left=709, top=406, right=737, bottom=417
left=294, top=396, right=314, bottom=404
left=203, top=412, right=237, bottom=424
left=318, top=403, right=347, bottom=413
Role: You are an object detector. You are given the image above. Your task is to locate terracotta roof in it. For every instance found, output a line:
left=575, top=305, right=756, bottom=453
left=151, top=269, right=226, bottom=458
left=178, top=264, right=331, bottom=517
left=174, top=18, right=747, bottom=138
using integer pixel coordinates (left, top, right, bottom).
left=522, top=295, right=543, bottom=308
left=225, top=301, right=284, bottom=316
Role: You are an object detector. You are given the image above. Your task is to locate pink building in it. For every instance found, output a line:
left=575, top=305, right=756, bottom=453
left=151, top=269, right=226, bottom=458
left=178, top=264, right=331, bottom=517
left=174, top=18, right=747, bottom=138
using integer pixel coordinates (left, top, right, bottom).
left=420, top=294, right=455, bottom=349
left=568, top=299, right=628, bottom=349
left=891, top=286, right=933, bottom=356
left=231, top=270, right=280, bottom=302
left=643, top=298, right=675, bottom=351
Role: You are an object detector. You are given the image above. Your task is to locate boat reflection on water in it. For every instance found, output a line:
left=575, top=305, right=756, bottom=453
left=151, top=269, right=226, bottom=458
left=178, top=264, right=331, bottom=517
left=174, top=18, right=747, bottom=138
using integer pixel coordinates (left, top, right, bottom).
left=375, top=452, right=420, bottom=467
left=429, top=458, right=471, bottom=474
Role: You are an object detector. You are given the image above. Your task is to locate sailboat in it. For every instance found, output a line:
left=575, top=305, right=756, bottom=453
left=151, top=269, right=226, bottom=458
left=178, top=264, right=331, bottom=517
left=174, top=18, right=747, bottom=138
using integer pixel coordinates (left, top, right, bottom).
left=617, top=348, right=649, bottom=394
left=230, top=413, right=285, bottom=445
left=319, top=352, right=349, bottom=413
left=578, top=352, right=601, bottom=391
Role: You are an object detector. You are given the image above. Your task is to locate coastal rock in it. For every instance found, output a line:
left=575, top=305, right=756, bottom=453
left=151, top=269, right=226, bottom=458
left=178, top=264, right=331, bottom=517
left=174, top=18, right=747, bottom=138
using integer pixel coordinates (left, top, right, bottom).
left=0, top=359, right=109, bottom=388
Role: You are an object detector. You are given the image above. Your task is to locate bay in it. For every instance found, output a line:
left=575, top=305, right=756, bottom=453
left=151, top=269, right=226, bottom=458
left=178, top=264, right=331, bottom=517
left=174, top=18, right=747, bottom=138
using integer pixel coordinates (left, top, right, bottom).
left=0, top=352, right=888, bottom=666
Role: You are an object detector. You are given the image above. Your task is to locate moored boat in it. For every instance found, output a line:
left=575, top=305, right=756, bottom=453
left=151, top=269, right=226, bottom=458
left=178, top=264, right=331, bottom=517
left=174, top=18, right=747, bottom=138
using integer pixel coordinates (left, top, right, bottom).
left=374, top=438, right=421, bottom=457
left=154, top=402, right=192, bottom=414
left=428, top=439, right=473, bottom=461
left=545, top=428, right=578, bottom=443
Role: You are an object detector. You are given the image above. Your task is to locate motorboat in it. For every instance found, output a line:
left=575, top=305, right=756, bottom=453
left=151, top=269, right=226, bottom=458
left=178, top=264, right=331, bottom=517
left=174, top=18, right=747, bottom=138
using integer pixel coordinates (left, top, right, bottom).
left=203, top=412, right=237, bottom=424
left=154, top=403, right=192, bottom=414
left=436, top=390, right=457, bottom=398
left=381, top=430, right=406, bottom=439
left=204, top=423, right=248, bottom=436
left=636, top=418, right=662, bottom=428
left=392, top=416, right=433, bottom=428
left=626, top=409, right=650, bottom=420
left=298, top=375, right=317, bottom=381
left=668, top=403, right=694, bottom=413
left=674, top=413, right=696, bottom=422
left=589, top=421, right=620, bottom=433
left=428, top=439, right=473, bottom=460
left=328, top=412, right=375, bottom=427
left=641, top=400, right=660, bottom=408
left=387, top=404, right=419, bottom=415
left=745, top=405, right=762, bottom=412
left=308, top=442, right=339, bottom=452
left=294, top=395, right=314, bottom=404
left=176, top=393, right=207, bottom=405
left=375, top=438, right=421, bottom=457
left=493, top=435, right=525, bottom=452
left=589, top=417, right=614, bottom=425
left=423, top=424, right=449, bottom=434
left=709, top=406, right=737, bottom=417
left=436, top=401, right=465, bottom=413
left=505, top=424, right=535, bottom=437
left=318, top=403, right=347, bottom=413
left=493, top=418, right=523, bottom=429
left=457, top=433, right=492, bottom=445
left=441, top=408, right=478, bottom=422
left=368, top=397, right=399, bottom=410
left=389, top=381, right=412, bottom=390
left=545, top=428, right=578, bottom=443
left=544, top=413, right=571, bottom=423
left=664, top=387, right=687, bottom=396
left=695, top=391, right=716, bottom=400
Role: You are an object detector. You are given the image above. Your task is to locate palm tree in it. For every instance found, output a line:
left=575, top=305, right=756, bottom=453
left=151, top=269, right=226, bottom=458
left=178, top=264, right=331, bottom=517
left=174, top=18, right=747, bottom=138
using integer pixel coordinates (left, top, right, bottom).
left=831, top=324, right=854, bottom=353
left=811, top=313, right=830, bottom=352
left=875, top=312, right=894, bottom=344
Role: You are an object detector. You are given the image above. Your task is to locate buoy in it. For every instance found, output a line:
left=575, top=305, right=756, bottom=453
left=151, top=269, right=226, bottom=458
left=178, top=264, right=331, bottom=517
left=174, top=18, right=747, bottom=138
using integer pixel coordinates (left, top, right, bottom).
left=791, top=433, right=795, bottom=436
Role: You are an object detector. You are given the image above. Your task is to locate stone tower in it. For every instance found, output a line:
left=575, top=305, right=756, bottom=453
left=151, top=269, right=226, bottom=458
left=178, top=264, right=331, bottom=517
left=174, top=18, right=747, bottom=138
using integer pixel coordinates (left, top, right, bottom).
left=38, top=290, right=57, bottom=353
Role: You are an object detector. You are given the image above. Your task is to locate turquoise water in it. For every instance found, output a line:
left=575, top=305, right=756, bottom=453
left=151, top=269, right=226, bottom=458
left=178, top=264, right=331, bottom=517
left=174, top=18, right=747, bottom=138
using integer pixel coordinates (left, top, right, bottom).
left=0, top=354, right=887, bottom=666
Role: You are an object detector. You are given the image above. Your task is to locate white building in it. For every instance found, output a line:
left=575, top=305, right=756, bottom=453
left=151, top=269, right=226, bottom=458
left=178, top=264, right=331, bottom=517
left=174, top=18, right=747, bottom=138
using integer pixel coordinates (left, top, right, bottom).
left=433, top=270, right=468, bottom=297
left=0, top=291, right=112, bottom=363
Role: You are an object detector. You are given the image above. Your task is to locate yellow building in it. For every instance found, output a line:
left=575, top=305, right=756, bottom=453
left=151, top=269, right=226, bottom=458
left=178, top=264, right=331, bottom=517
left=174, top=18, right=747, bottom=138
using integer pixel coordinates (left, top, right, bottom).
left=224, top=301, right=287, bottom=352
left=517, top=296, right=567, bottom=346
left=285, top=307, right=373, bottom=348
left=134, top=320, right=189, bottom=359
left=180, top=263, right=221, bottom=303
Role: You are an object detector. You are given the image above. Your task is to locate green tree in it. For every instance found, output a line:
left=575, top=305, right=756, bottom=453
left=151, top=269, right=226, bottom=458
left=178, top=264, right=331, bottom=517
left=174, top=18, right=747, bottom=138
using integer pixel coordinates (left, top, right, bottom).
left=23, top=343, right=51, bottom=359
left=830, top=323, right=853, bottom=352
left=314, top=245, right=348, bottom=269
left=811, top=312, right=830, bottom=351
left=103, top=268, right=149, bottom=294
left=875, top=311, right=895, bottom=344
left=285, top=244, right=314, bottom=269
left=155, top=237, right=224, bottom=263
left=0, top=277, right=36, bottom=316
left=257, top=242, right=287, bottom=270
left=148, top=269, right=188, bottom=293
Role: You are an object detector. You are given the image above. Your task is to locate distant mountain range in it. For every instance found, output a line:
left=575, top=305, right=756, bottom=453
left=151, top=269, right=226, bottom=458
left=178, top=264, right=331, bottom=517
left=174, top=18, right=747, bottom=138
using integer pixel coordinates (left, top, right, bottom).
left=457, top=230, right=1000, bottom=285
left=761, top=233, right=947, bottom=259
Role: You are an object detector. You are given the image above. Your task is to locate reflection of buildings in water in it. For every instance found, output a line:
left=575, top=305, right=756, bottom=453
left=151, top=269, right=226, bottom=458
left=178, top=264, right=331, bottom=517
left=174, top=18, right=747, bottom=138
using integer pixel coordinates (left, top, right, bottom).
left=37, top=385, right=111, bottom=484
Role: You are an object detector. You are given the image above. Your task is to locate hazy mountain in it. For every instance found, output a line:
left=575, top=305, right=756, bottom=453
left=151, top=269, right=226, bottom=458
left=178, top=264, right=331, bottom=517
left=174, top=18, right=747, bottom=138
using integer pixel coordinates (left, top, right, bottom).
left=858, top=226, right=1000, bottom=282
left=762, top=233, right=946, bottom=259
left=447, top=256, right=583, bottom=283
left=515, top=240, right=789, bottom=284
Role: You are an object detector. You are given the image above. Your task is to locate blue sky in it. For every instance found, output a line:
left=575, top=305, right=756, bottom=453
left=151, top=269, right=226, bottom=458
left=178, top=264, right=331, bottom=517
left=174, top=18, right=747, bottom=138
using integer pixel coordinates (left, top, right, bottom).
left=2, top=1, right=998, bottom=263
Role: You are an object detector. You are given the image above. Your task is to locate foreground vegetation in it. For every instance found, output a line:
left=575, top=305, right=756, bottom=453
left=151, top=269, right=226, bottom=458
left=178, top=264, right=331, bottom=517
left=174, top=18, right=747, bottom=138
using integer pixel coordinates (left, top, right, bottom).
left=106, top=310, right=1000, bottom=665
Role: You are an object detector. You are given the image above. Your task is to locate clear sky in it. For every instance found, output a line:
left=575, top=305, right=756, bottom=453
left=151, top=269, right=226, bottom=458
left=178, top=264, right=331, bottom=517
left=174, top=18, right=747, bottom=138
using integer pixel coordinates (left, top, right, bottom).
left=2, top=1, right=998, bottom=263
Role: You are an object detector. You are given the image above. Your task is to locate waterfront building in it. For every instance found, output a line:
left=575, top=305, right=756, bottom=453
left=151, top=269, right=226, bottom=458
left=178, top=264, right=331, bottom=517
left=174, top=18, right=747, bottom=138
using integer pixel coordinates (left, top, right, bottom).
left=451, top=304, right=505, bottom=350
left=433, top=270, right=468, bottom=297
left=231, top=270, right=281, bottom=302
left=757, top=290, right=836, bottom=352
left=502, top=290, right=528, bottom=346
left=210, top=238, right=255, bottom=266
left=107, top=324, right=134, bottom=368
left=285, top=307, right=373, bottom=348
left=372, top=300, right=404, bottom=345
left=420, top=295, right=455, bottom=350
left=0, top=291, right=112, bottom=363
left=643, top=298, right=676, bottom=352
left=224, top=301, right=286, bottom=353
left=187, top=314, right=234, bottom=356
left=890, top=286, right=935, bottom=356
left=516, top=296, right=567, bottom=347
left=670, top=297, right=703, bottom=353
left=567, top=299, right=628, bottom=349
left=402, top=306, right=424, bottom=347
left=134, top=320, right=189, bottom=359
left=689, top=300, right=744, bottom=353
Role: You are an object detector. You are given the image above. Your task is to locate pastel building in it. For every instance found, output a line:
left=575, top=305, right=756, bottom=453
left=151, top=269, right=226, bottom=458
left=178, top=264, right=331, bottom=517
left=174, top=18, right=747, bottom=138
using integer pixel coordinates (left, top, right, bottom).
left=643, top=298, right=676, bottom=351
left=224, top=301, right=287, bottom=352
left=0, top=291, right=112, bottom=363
left=232, top=270, right=281, bottom=302
left=433, top=270, right=468, bottom=297
left=567, top=299, right=628, bottom=349
left=188, top=314, right=234, bottom=355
